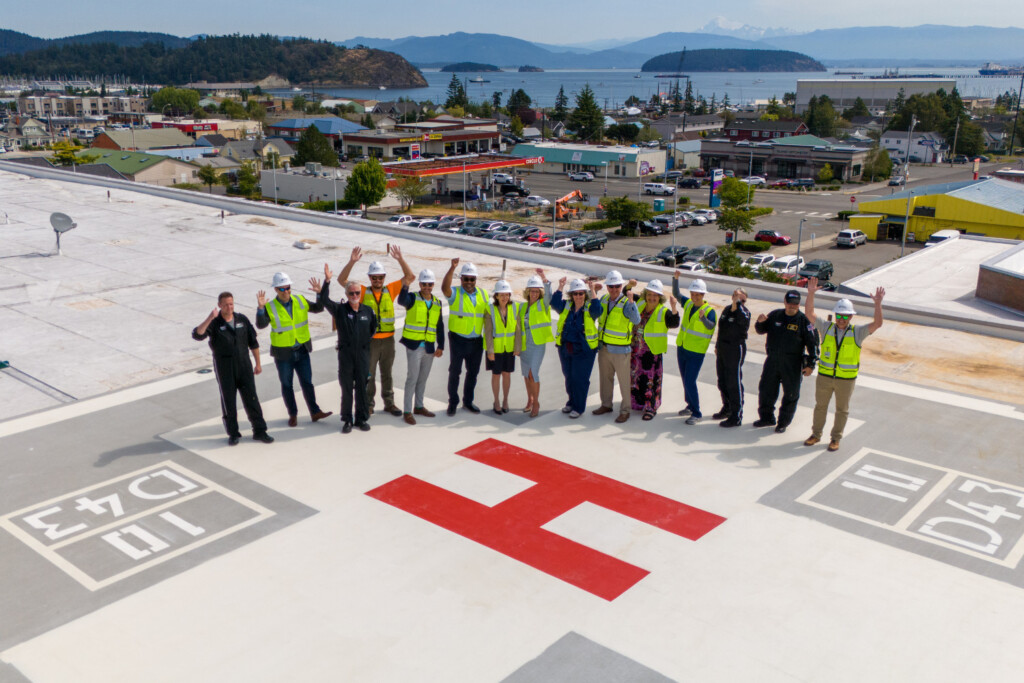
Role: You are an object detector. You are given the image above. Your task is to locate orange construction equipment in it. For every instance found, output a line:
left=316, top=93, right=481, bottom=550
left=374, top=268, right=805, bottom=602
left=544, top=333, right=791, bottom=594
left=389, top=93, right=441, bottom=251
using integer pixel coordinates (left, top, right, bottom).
left=555, top=190, right=585, bottom=220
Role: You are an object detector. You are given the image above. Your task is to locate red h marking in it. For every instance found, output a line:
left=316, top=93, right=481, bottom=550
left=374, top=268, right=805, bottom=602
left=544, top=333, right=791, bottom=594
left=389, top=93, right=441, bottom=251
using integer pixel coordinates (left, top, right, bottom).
left=366, top=438, right=725, bottom=600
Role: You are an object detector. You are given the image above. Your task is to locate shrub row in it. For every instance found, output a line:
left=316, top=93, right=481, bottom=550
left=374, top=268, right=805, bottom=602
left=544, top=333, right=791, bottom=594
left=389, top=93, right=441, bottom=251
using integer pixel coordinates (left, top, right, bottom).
left=732, top=240, right=772, bottom=252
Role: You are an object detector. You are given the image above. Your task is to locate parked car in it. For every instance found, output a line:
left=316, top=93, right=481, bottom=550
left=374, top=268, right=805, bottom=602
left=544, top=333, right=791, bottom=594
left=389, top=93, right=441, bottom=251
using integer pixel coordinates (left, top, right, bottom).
left=573, top=232, right=608, bottom=252
left=627, top=254, right=664, bottom=265
left=657, top=245, right=691, bottom=265
left=653, top=214, right=682, bottom=230
left=741, top=175, right=767, bottom=186
left=791, top=178, right=815, bottom=188
left=568, top=171, right=594, bottom=181
left=888, top=175, right=906, bottom=186
left=755, top=230, right=792, bottom=246
left=678, top=177, right=702, bottom=189
left=799, top=259, right=834, bottom=281
left=508, top=226, right=541, bottom=241
left=768, top=179, right=793, bottom=188
left=525, top=195, right=551, bottom=207
left=924, top=229, right=961, bottom=247
left=333, top=209, right=363, bottom=217
left=456, top=226, right=487, bottom=237
left=691, top=209, right=717, bottom=222
left=638, top=220, right=669, bottom=236
left=492, top=172, right=515, bottom=184
left=449, top=189, right=480, bottom=201
left=836, top=229, right=867, bottom=248
left=684, top=245, right=719, bottom=266
left=642, top=183, right=675, bottom=195
left=977, top=154, right=990, bottom=162
left=952, top=155, right=969, bottom=164
left=417, top=220, right=440, bottom=230
left=745, top=253, right=775, bottom=268
left=677, top=261, right=707, bottom=273
left=478, top=221, right=506, bottom=232
left=663, top=170, right=684, bottom=181
left=908, top=155, right=923, bottom=163
left=388, top=215, right=414, bottom=224
left=682, top=212, right=707, bottom=225
left=537, top=238, right=575, bottom=252
left=767, top=255, right=806, bottom=274
left=500, top=183, right=530, bottom=197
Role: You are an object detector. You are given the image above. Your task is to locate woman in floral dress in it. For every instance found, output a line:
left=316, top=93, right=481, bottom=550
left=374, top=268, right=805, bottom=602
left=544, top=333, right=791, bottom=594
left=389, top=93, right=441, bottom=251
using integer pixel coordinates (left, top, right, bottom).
left=630, top=280, right=680, bottom=420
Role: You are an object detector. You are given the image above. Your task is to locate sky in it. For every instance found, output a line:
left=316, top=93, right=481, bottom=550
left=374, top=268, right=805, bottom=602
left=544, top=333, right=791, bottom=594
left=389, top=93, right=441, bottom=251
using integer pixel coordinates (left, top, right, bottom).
left=8, top=0, right=1023, bottom=43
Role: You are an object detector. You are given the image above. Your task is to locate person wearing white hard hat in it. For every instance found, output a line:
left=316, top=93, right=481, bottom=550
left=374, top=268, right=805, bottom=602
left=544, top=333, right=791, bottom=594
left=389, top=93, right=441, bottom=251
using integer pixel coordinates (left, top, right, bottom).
left=671, top=273, right=718, bottom=425
left=256, top=268, right=332, bottom=428
left=519, top=268, right=554, bottom=417
left=712, top=288, right=751, bottom=428
left=551, top=276, right=602, bottom=418
left=627, top=280, right=680, bottom=420
left=593, top=269, right=641, bottom=423
left=397, top=268, right=446, bottom=425
left=803, top=277, right=885, bottom=451
left=442, top=258, right=489, bottom=415
left=483, top=280, right=522, bottom=414
left=337, top=245, right=416, bottom=417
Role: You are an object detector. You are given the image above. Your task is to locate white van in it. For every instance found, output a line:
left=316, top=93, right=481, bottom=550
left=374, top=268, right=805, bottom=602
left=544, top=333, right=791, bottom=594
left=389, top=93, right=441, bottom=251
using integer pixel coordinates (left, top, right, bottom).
left=924, top=229, right=961, bottom=247
left=643, top=183, right=675, bottom=195
left=767, top=255, right=806, bottom=275
left=492, top=172, right=515, bottom=184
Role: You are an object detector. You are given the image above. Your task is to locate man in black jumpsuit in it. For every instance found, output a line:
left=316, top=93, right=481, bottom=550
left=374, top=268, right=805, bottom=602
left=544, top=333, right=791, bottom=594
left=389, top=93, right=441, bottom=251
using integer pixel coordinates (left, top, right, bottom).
left=192, top=292, right=274, bottom=445
left=314, top=267, right=377, bottom=433
left=753, top=289, right=818, bottom=434
left=713, top=287, right=751, bottom=428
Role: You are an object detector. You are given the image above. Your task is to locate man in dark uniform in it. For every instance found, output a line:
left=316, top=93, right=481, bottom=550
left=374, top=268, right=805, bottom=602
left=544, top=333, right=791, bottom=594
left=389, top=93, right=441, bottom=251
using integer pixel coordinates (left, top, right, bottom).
left=313, top=266, right=377, bottom=433
left=752, top=289, right=818, bottom=434
left=192, top=292, right=274, bottom=445
left=713, top=287, right=750, bottom=428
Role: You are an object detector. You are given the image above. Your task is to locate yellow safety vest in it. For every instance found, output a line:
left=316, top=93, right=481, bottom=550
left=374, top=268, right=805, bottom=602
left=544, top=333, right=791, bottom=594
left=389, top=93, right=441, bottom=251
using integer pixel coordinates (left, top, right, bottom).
left=265, top=295, right=311, bottom=348
left=819, top=322, right=861, bottom=379
left=363, top=287, right=396, bottom=336
left=402, top=295, right=442, bottom=344
left=448, top=287, right=488, bottom=337
left=520, top=298, right=554, bottom=345
left=599, top=294, right=634, bottom=346
left=487, top=303, right=518, bottom=354
left=556, top=305, right=598, bottom=350
left=638, top=302, right=669, bottom=355
left=677, top=299, right=715, bottom=353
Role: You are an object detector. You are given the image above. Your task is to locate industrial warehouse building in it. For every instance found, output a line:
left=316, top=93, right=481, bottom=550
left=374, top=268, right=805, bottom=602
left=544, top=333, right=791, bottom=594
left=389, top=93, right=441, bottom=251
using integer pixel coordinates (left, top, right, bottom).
left=795, top=78, right=957, bottom=115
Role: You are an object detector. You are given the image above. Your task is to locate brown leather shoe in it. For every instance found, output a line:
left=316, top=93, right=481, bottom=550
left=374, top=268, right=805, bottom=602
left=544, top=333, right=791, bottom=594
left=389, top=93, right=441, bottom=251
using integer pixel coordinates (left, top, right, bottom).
left=414, top=407, right=435, bottom=418
left=311, top=411, right=332, bottom=422
left=803, top=436, right=820, bottom=447
left=827, top=440, right=841, bottom=452
left=403, top=413, right=416, bottom=425
left=288, top=415, right=298, bottom=427
left=615, top=412, right=630, bottom=423
left=592, top=406, right=613, bottom=416
left=385, top=405, right=403, bottom=417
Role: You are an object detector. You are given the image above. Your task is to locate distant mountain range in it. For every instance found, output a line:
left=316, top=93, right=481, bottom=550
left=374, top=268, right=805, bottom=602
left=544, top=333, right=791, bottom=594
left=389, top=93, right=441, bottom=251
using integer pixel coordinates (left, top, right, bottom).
left=0, top=29, right=189, bottom=56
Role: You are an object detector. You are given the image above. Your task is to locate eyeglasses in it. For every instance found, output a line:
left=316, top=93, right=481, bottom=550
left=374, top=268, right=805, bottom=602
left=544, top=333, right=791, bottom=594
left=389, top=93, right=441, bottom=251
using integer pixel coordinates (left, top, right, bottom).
left=571, top=291, right=586, bottom=296
left=346, top=290, right=361, bottom=297
left=835, top=314, right=851, bottom=320
left=607, top=284, right=622, bottom=288
left=369, top=275, right=385, bottom=280
left=462, top=277, right=477, bottom=283
left=276, top=286, right=291, bottom=292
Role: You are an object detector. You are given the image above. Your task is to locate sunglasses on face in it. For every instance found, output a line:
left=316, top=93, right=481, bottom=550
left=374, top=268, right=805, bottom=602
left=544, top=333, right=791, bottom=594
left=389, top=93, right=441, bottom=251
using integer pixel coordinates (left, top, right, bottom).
left=462, top=277, right=477, bottom=283
left=607, top=284, right=622, bottom=289
left=347, top=290, right=361, bottom=297
left=571, top=291, right=586, bottom=296
left=836, top=314, right=851, bottom=320
left=369, top=275, right=385, bottom=280
left=276, top=286, right=291, bottom=292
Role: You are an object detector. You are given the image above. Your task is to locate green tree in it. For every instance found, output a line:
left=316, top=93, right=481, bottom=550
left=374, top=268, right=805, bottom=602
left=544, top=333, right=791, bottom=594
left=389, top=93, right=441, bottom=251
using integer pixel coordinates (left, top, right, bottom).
left=552, top=86, right=569, bottom=122
left=236, top=161, right=259, bottom=198
left=603, top=196, right=653, bottom=235
left=246, top=100, right=267, bottom=132
left=605, top=123, right=638, bottom=143
left=683, top=80, right=696, bottom=114
left=718, top=176, right=752, bottom=208
left=391, top=174, right=431, bottom=210
left=492, top=91, right=503, bottom=110
left=567, top=83, right=603, bottom=142
left=804, top=95, right=837, bottom=137
left=714, top=245, right=753, bottom=278
left=782, top=92, right=796, bottom=107
left=444, top=74, right=468, bottom=109
left=219, top=99, right=247, bottom=120
left=151, top=86, right=200, bottom=116
left=291, top=94, right=308, bottom=111
left=842, top=96, right=870, bottom=119
left=863, top=146, right=892, bottom=181
left=479, top=100, right=492, bottom=118
left=293, top=124, right=338, bottom=167
left=717, top=208, right=755, bottom=235
left=197, top=164, right=220, bottom=193
left=636, top=123, right=661, bottom=142
left=345, top=159, right=387, bottom=215
left=361, top=113, right=375, bottom=129
left=305, top=101, right=328, bottom=115
left=509, top=115, right=524, bottom=137
left=624, top=94, right=641, bottom=108
left=50, top=141, right=98, bottom=166
left=507, top=88, right=532, bottom=116
left=264, top=151, right=281, bottom=170
left=817, top=163, right=834, bottom=184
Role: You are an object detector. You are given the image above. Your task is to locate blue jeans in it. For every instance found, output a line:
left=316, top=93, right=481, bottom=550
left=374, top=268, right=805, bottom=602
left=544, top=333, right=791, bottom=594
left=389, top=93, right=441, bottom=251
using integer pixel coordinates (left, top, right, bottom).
left=275, top=346, right=322, bottom=418
left=558, top=344, right=597, bottom=413
left=677, top=347, right=707, bottom=417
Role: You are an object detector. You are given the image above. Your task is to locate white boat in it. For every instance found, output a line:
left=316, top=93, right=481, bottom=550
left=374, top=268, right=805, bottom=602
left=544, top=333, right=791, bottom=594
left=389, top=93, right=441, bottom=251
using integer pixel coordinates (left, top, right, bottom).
left=379, top=85, right=387, bottom=90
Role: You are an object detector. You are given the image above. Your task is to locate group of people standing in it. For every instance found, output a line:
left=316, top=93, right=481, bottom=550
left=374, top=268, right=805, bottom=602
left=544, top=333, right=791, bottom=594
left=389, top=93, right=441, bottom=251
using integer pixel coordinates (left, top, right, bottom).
left=194, top=251, right=885, bottom=453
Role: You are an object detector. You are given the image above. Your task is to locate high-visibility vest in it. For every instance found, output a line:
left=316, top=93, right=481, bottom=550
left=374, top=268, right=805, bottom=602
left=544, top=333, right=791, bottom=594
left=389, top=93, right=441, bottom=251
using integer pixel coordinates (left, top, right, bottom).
left=448, top=287, right=488, bottom=337
left=556, top=306, right=598, bottom=350
left=637, top=301, right=669, bottom=355
left=520, top=298, right=554, bottom=345
left=677, top=299, right=715, bottom=353
left=487, top=302, right=518, bottom=354
left=401, top=295, right=442, bottom=344
left=363, top=286, right=396, bottom=336
left=599, top=294, right=634, bottom=346
left=265, top=294, right=311, bottom=348
left=819, top=322, right=861, bottom=379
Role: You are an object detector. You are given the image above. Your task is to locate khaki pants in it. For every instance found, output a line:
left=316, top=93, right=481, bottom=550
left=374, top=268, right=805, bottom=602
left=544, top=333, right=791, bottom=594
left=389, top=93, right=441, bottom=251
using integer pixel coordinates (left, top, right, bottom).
left=367, top=336, right=397, bottom=410
left=598, top=346, right=631, bottom=414
left=811, top=374, right=857, bottom=441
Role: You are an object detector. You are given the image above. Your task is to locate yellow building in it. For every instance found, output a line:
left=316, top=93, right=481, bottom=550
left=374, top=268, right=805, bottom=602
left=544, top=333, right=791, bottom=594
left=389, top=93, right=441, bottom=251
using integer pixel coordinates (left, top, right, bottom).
left=853, top=178, right=1024, bottom=243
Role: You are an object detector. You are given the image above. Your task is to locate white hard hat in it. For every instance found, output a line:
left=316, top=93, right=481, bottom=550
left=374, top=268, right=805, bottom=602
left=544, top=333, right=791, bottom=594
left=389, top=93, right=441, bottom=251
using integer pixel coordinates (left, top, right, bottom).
left=418, top=269, right=436, bottom=284
left=494, top=280, right=513, bottom=294
left=460, top=263, right=479, bottom=278
left=568, top=278, right=588, bottom=293
left=604, top=270, right=625, bottom=286
left=526, top=275, right=544, bottom=289
left=644, top=279, right=664, bottom=296
left=833, top=299, right=856, bottom=316
left=367, top=261, right=387, bottom=276
left=271, top=272, right=292, bottom=288
left=689, top=279, right=708, bottom=294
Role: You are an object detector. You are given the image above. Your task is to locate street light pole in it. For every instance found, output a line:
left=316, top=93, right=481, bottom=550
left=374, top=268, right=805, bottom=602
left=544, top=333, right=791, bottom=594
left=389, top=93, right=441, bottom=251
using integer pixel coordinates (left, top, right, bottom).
left=672, top=177, right=678, bottom=249
left=332, top=171, right=337, bottom=212
left=903, top=115, right=916, bottom=183
left=746, top=147, right=753, bottom=205
left=900, top=190, right=914, bottom=258
left=796, top=218, right=805, bottom=264
left=462, top=159, right=467, bottom=222
left=602, top=161, right=608, bottom=196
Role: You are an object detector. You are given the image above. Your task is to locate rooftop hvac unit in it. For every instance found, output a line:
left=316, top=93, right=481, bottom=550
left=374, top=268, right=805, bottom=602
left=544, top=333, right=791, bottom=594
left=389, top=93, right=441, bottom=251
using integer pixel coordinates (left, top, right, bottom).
left=305, top=162, right=322, bottom=174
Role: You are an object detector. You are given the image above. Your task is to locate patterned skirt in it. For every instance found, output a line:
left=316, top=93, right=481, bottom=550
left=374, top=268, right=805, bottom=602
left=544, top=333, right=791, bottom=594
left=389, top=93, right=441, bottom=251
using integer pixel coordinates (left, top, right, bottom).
left=630, top=335, right=663, bottom=413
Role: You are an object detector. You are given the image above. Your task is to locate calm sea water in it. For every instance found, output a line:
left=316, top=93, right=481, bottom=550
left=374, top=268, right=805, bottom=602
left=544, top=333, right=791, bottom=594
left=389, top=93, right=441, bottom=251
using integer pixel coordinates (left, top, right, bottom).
left=274, top=68, right=1022, bottom=109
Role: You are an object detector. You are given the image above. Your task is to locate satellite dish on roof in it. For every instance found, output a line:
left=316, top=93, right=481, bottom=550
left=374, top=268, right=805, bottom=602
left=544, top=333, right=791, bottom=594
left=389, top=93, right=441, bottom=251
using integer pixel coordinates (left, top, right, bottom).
left=49, top=212, right=77, bottom=255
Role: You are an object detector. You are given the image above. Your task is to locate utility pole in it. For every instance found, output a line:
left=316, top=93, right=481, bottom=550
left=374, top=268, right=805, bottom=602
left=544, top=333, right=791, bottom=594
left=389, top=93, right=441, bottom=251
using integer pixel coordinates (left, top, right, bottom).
left=1008, top=71, right=1024, bottom=158
left=949, top=117, right=960, bottom=166
left=903, top=115, right=916, bottom=182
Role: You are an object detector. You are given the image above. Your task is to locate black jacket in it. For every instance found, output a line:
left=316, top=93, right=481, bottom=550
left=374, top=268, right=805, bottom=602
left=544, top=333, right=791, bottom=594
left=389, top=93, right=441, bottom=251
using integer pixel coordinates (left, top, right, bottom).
left=318, top=282, right=377, bottom=356
left=716, top=302, right=751, bottom=349
left=193, top=313, right=259, bottom=360
left=754, top=309, right=818, bottom=367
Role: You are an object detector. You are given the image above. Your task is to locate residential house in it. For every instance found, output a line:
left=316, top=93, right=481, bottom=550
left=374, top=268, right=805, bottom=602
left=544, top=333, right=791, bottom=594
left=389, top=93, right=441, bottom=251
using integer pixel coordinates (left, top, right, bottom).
left=196, top=133, right=231, bottom=149
left=978, top=120, right=1009, bottom=150
left=722, top=119, right=809, bottom=141
left=10, top=118, right=50, bottom=148
left=75, top=149, right=200, bottom=186
left=878, top=130, right=946, bottom=163
left=92, top=128, right=195, bottom=152
left=220, top=138, right=296, bottom=167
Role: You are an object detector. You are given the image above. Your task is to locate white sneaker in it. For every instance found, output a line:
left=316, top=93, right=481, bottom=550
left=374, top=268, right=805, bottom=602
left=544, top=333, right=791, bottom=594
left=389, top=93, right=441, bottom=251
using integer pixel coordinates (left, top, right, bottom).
left=569, top=411, right=581, bottom=419
left=561, top=405, right=572, bottom=414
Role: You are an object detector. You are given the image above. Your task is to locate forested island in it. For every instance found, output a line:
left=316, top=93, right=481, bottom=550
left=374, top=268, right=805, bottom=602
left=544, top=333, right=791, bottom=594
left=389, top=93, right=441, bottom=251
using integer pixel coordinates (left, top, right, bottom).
left=642, top=48, right=825, bottom=72
left=0, top=34, right=428, bottom=87
left=440, top=62, right=501, bottom=72
left=518, top=65, right=543, bottom=72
